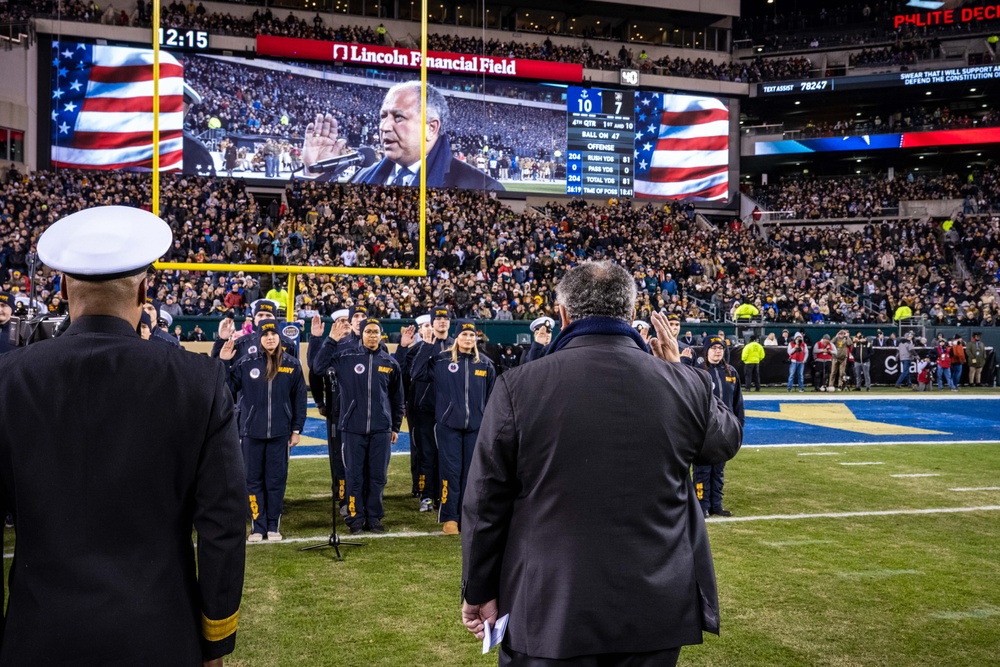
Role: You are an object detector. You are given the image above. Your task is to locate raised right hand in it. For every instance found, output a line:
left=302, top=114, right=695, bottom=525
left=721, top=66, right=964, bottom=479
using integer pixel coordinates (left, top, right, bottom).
left=311, top=314, right=325, bottom=338
left=219, top=338, right=237, bottom=361
left=218, top=318, right=235, bottom=341
left=533, top=328, right=552, bottom=346
left=329, top=319, right=351, bottom=342
left=399, top=325, right=416, bottom=347
left=302, top=113, right=349, bottom=176
left=650, top=312, right=681, bottom=363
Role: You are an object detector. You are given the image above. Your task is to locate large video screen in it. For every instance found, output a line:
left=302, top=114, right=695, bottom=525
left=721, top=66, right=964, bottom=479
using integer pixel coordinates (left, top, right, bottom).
left=46, top=39, right=732, bottom=201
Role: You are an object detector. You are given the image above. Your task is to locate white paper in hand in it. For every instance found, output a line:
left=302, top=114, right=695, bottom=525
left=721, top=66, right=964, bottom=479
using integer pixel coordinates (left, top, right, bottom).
left=481, top=614, right=510, bottom=654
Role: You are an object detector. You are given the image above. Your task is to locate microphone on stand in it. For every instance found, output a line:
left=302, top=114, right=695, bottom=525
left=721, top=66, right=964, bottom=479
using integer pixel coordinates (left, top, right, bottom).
left=307, top=146, right=378, bottom=174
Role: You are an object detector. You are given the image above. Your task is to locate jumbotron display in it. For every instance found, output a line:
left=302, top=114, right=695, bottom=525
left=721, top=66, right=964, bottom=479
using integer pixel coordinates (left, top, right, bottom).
left=45, top=39, right=732, bottom=201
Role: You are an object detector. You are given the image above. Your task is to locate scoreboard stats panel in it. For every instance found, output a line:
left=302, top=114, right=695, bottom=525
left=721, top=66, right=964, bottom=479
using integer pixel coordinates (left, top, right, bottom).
left=566, top=87, right=636, bottom=197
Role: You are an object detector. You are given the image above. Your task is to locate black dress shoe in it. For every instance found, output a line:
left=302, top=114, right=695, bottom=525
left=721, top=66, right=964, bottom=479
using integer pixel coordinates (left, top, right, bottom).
left=367, top=520, right=385, bottom=534
left=348, top=524, right=363, bottom=535
left=703, top=509, right=710, bottom=518
left=710, top=508, right=733, bottom=517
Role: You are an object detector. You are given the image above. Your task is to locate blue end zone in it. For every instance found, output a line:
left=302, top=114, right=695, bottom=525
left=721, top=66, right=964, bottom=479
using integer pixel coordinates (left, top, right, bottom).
left=744, top=398, right=1000, bottom=446
left=291, top=397, right=1000, bottom=456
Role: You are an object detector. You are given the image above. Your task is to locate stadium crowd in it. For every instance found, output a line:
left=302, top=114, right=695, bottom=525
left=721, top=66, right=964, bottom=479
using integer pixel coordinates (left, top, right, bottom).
left=736, top=1, right=1000, bottom=52
left=794, top=107, right=1000, bottom=139
left=746, top=168, right=1000, bottom=220
left=1, top=168, right=998, bottom=330
left=3, top=0, right=817, bottom=84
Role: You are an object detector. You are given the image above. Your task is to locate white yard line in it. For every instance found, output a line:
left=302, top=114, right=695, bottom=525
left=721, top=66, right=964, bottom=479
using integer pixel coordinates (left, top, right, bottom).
left=891, top=474, right=941, bottom=478
left=839, top=462, right=884, bottom=466
left=798, top=452, right=843, bottom=456
left=6, top=506, right=999, bottom=558
left=949, top=487, right=1000, bottom=492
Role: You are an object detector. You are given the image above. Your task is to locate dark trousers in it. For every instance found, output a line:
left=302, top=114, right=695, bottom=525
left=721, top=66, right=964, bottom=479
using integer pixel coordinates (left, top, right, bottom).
left=500, top=644, right=680, bottom=666
left=342, top=431, right=391, bottom=529
left=325, top=416, right=346, bottom=505
left=744, top=363, right=761, bottom=391
left=813, top=360, right=831, bottom=389
left=693, top=462, right=726, bottom=513
left=244, top=435, right=290, bottom=535
left=435, top=424, right=478, bottom=524
left=407, top=401, right=422, bottom=494
left=416, top=410, right=440, bottom=502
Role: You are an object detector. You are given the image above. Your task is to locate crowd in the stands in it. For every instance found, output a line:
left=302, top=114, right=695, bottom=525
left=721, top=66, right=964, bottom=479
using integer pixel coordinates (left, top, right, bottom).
left=5, top=0, right=816, bottom=83
left=745, top=168, right=1000, bottom=220
left=2, top=167, right=998, bottom=329
left=794, top=107, right=1000, bottom=138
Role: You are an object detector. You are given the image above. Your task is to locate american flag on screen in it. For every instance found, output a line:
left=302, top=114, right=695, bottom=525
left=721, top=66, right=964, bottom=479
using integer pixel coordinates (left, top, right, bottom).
left=633, top=92, right=729, bottom=201
left=50, top=41, right=184, bottom=171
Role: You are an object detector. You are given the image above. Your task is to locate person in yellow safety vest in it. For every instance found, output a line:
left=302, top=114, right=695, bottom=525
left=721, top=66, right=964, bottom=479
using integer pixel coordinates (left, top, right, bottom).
left=207, top=116, right=221, bottom=130
left=377, top=23, right=387, bottom=43
left=893, top=304, right=913, bottom=321
left=741, top=334, right=765, bottom=391
left=733, top=303, right=759, bottom=320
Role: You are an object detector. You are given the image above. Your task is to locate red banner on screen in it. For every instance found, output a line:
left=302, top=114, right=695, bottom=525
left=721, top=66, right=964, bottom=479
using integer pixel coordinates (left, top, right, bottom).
left=901, top=126, right=1000, bottom=149
left=256, top=35, right=584, bottom=83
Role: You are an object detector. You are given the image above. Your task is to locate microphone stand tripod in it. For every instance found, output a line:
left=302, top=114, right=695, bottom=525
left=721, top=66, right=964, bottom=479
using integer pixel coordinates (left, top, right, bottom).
left=299, top=386, right=362, bottom=560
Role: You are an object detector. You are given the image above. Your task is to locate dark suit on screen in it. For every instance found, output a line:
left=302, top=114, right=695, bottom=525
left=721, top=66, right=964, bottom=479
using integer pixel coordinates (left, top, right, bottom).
left=351, top=133, right=505, bottom=191
left=462, top=334, right=743, bottom=663
left=0, top=316, right=246, bottom=666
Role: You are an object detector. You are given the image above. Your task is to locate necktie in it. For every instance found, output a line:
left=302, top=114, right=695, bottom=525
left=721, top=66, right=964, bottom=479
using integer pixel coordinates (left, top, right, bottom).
left=391, top=168, right=412, bottom=186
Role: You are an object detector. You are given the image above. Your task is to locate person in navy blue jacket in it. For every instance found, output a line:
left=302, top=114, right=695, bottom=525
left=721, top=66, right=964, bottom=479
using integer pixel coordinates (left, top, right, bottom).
left=397, top=306, right=454, bottom=512
left=416, top=320, right=496, bottom=535
left=318, top=318, right=404, bottom=534
left=221, top=320, right=307, bottom=542
left=684, top=336, right=745, bottom=518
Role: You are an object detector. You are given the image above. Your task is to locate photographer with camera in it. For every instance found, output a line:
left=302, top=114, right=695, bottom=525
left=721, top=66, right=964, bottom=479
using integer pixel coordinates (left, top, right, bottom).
left=852, top=332, right=873, bottom=391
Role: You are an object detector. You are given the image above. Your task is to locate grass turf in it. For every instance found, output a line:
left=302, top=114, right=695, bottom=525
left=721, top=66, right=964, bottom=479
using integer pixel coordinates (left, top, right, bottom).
left=5, top=442, right=1000, bottom=665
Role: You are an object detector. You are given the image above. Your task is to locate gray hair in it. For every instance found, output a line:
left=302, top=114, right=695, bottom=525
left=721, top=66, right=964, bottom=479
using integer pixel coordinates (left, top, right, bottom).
left=556, top=261, right=636, bottom=322
left=386, top=80, right=450, bottom=131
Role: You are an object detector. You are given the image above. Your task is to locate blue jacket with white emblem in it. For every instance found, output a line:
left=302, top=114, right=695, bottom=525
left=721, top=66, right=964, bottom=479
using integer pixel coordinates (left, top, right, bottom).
left=416, top=350, right=496, bottom=431
left=326, top=345, right=404, bottom=436
left=228, top=352, right=308, bottom=439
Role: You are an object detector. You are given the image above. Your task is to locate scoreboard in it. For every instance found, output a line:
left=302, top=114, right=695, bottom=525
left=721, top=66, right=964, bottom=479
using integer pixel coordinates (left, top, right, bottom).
left=566, top=87, right=636, bottom=197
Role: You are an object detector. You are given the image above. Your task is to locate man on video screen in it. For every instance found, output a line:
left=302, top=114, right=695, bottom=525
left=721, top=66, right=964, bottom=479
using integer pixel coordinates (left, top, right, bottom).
left=302, top=81, right=503, bottom=191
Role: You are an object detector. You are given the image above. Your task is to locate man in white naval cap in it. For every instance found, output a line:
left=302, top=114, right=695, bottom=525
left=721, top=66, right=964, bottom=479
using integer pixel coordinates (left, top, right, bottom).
left=0, top=206, right=246, bottom=666
left=523, top=315, right=555, bottom=363
left=309, top=308, right=352, bottom=517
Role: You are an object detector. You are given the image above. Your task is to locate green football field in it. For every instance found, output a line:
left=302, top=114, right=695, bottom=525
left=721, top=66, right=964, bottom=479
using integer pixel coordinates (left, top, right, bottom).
left=5, top=441, right=1000, bottom=665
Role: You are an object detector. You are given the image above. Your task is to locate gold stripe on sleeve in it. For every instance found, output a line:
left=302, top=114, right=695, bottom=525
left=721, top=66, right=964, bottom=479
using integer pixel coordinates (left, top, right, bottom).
left=202, top=610, right=240, bottom=642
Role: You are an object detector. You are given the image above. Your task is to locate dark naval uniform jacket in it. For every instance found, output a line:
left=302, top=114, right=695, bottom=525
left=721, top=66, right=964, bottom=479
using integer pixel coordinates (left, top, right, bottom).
left=0, top=316, right=246, bottom=666
left=462, top=334, right=743, bottom=660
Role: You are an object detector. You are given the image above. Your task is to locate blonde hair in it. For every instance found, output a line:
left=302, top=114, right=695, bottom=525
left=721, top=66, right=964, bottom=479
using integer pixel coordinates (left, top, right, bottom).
left=450, top=338, right=480, bottom=364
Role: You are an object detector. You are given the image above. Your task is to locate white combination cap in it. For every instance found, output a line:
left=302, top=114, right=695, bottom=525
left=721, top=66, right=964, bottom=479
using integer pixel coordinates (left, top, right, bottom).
left=38, top=206, right=172, bottom=280
left=158, top=309, right=173, bottom=327
left=529, top=316, right=555, bottom=332
left=415, top=314, right=432, bottom=326
left=632, top=320, right=649, bottom=330
left=331, top=309, right=350, bottom=321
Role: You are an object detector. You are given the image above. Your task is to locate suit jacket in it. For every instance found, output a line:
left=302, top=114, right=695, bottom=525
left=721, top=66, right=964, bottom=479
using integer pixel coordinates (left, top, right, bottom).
left=351, top=134, right=505, bottom=191
left=0, top=316, right=246, bottom=666
left=462, top=334, right=743, bottom=659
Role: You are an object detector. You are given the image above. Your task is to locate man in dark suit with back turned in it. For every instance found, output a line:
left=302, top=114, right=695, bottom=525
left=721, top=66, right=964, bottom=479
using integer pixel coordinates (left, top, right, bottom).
left=0, top=206, right=246, bottom=666
left=461, top=260, right=743, bottom=666
left=301, top=81, right=504, bottom=191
